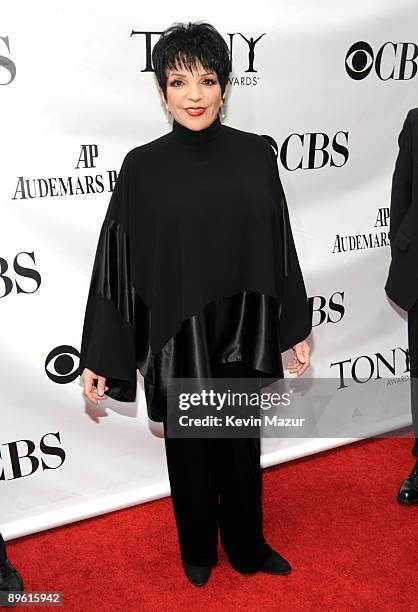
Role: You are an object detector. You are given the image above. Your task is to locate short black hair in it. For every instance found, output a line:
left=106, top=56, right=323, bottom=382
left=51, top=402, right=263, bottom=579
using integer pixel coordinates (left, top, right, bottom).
left=152, top=21, right=231, bottom=101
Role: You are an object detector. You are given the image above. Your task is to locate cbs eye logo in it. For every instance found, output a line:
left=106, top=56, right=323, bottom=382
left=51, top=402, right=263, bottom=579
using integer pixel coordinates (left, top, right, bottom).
left=45, top=345, right=80, bottom=384
left=345, top=40, right=418, bottom=80
left=345, top=42, right=374, bottom=80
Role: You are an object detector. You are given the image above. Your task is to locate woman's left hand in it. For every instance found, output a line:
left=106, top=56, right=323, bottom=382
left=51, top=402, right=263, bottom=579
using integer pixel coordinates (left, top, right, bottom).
left=287, top=339, right=310, bottom=376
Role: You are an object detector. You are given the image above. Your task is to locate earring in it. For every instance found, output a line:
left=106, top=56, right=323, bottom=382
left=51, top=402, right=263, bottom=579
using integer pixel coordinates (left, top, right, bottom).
left=220, top=101, right=226, bottom=120
left=165, top=105, right=171, bottom=124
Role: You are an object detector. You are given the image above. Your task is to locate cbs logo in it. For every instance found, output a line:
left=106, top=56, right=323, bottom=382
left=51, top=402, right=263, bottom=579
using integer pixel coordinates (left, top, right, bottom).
left=346, top=41, right=418, bottom=80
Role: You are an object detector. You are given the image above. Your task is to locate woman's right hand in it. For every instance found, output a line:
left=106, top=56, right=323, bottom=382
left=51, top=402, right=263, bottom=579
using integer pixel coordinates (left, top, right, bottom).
left=81, top=368, right=109, bottom=405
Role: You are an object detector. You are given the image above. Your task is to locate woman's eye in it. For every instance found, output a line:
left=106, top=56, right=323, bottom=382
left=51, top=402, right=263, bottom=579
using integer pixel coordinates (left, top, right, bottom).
left=169, top=78, right=217, bottom=87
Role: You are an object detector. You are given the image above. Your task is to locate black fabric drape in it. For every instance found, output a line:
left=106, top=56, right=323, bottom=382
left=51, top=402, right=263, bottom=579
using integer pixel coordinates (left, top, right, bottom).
left=78, top=117, right=312, bottom=421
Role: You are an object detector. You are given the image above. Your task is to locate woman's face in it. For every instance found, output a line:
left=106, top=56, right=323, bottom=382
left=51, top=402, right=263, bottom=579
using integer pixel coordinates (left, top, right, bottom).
left=161, top=61, right=224, bottom=130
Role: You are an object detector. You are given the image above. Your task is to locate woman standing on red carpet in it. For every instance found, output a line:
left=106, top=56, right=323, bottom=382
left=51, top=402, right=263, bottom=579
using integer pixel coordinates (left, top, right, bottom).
left=79, top=21, right=311, bottom=586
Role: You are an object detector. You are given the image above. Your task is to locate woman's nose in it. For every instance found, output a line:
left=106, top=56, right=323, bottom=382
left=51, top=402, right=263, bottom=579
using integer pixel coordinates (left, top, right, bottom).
left=186, top=84, right=202, bottom=101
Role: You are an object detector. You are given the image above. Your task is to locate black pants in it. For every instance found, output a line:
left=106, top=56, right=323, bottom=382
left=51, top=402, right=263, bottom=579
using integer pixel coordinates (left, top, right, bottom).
left=162, top=418, right=272, bottom=573
left=0, top=533, right=6, bottom=564
left=407, top=299, right=418, bottom=458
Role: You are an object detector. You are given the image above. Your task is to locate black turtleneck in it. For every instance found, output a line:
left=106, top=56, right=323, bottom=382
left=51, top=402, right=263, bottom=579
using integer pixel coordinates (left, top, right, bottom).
left=171, top=114, right=222, bottom=145
left=79, top=114, right=311, bottom=422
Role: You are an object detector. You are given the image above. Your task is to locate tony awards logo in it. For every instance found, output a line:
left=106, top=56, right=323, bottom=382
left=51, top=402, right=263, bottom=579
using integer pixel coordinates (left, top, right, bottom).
left=131, top=29, right=267, bottom=86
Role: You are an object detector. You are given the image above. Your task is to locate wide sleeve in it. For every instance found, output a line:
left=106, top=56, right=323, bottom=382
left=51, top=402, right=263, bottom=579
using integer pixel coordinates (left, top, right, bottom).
left=78, top=152, right=138, bottom=402
left=261, top=136, right=312, bottom=352
left=277, top=184, right=312, bottom=352
left=388, top=109, right=413, bottom=251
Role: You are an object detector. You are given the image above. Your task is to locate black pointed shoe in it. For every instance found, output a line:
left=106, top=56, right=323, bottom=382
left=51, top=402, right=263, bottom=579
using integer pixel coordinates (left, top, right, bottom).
left=397, top=462, right=418, bottom=505
left=0, top=559, right=24, bottom=606
left=258, top=549, right=292, bottom=575
left=182, top=561, right=211, bottom=586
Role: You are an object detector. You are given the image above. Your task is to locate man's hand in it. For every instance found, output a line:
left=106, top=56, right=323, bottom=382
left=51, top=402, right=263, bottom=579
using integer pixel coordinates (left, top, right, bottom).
left=287, top=339, right=310, bottom=376
left=81, top=368, right=109, bottom=405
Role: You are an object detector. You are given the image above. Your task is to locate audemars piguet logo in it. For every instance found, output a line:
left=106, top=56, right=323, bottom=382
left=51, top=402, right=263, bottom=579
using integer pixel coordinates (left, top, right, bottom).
left=12, top=145, right=118, bottom=199
left=332, top=208, right=390, bottom=254
left=131, top=29, right=267, bottom=86
left=346, top=41, right=418, bottom=80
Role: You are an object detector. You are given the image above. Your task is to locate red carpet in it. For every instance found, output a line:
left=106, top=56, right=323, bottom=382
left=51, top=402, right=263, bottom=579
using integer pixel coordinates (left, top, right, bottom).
left=5, top=435, right=417, bottom=611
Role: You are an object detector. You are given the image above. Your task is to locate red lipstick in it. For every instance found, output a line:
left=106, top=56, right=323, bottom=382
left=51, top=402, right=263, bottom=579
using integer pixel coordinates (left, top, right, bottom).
left=185, top=107, right=206, bottom=117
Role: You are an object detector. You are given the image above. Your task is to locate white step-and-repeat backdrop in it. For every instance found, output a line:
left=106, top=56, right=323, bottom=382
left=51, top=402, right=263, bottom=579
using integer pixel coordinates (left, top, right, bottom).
left=1, top=1, right=416, bottom=540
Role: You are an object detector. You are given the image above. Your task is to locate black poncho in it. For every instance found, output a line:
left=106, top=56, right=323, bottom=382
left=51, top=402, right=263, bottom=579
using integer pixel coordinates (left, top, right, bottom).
left=79, top=115, right=312, bottom=422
